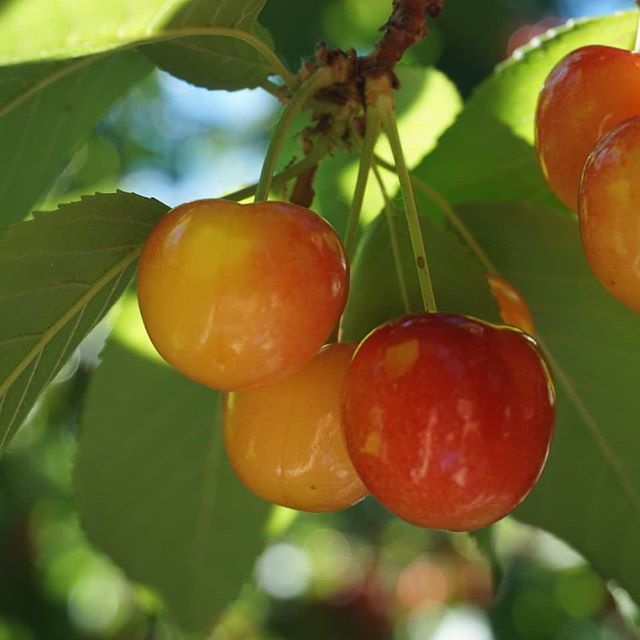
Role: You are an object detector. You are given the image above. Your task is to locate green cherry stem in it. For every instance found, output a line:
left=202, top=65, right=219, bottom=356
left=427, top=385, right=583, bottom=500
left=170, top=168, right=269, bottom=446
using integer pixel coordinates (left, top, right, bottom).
left=635, top=5, right=640, bottom=53
left=223, top=141, right=330, bottom=202
left=371, top=162, right=411, bottom=313
left=344, top=99, right=382, bottom=256
left=375, top=154, right=499, bottom=275
left=377, top=94, right=437, bottom=313
left=254, top=67, right=334, bottom=202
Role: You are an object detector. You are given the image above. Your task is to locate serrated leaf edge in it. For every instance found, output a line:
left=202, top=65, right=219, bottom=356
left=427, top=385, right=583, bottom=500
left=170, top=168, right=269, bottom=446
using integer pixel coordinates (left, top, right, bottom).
left=497, top=10, right=636, bottom=74
left=0, top=248, right=140, bottom=447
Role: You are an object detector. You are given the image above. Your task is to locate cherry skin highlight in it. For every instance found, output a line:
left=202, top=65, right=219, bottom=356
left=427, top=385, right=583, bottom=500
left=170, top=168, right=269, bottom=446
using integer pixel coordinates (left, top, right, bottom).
left=535, top=45, right=640, bottom=211
left=223, top=343, right=368, bottom=512
left=487, top=274, right=536, bottom=336
left=137, top=199, right=348, bottom=391
left=579, top=116, right=640, bottom=313
left=342, top=313, right=555, bottom=532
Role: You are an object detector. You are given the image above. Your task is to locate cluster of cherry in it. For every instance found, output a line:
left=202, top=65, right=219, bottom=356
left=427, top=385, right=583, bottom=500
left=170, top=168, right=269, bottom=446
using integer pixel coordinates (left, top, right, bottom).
left=536, top=44, right=640, bottom=312
left=136, top=195, right=555, bottom=532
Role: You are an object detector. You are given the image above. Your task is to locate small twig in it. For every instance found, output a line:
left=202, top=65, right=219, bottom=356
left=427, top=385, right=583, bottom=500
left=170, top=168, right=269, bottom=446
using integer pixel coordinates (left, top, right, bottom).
left=258, top=79, right=289, bottom=101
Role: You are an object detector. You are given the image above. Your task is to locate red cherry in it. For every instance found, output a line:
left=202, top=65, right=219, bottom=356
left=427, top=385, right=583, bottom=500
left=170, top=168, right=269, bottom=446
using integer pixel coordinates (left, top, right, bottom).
left=342, top=313, right=555, bottom=531
left=535, top=45, right=640, bottom=210
left=579, top=116, right=640, bottom=312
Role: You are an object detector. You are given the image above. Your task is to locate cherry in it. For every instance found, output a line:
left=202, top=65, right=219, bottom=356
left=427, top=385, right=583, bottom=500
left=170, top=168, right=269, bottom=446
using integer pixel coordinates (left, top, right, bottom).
left=137, top=199, right=349, bottom=391
left=579, top=116, right=640, bottom=312
left=535, top=45, right=640, bottom=210
left=487, top=274, right=536, bottom=336
left=223, top=343, right=368, bottom=512
left=342, top=313, right=555, bottom=531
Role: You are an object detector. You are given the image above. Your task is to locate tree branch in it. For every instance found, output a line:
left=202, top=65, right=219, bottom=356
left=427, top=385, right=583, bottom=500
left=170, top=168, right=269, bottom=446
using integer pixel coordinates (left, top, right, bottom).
left=364, top=0, right=445, bottom=71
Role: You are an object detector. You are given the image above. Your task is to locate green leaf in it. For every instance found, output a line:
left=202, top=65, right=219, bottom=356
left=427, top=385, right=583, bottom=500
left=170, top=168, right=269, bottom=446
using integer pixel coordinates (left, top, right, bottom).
left=142, top=22, right=276, bottom=91
left=415, top=11, right=638, bottom=210
left=0, top=191, right=168, bottom=453
left=460, top=202, right=640, bottom=603
left=0, top=0, right=189, bottom=63
left=0, top=0, right=279, bottom=92
left=341, top=210, right=500, bottom=343
left=75, top=335, right=271, bottom=631
left=142, top=0, right=277, bottom=90
left=0, top=51, right=152, bottom=231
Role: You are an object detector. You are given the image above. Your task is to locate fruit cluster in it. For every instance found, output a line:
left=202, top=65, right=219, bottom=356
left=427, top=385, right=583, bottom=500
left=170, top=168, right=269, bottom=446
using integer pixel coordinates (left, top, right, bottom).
left=536, top=44, right=640, bottom=312
left=137, top=198, right=556, bottom=532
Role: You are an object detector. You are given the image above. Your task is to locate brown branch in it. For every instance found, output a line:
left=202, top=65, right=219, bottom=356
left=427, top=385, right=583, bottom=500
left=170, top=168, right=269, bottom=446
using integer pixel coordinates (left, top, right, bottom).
left=364, top=0, right=444, bottom=71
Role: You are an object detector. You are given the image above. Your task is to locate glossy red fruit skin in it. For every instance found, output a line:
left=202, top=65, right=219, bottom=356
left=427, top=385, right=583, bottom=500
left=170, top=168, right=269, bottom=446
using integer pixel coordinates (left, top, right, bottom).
left=579, top=116, right=640, bottom=312
left=137, top=199, right=348, bottom=391
left=342, top=313, right=556, bottom=532
left=535, top=45, right=640, bottom=211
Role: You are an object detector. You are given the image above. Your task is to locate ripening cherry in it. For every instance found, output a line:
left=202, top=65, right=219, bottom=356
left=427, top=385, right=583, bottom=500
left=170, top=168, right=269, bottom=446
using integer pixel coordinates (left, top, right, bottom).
left=535, top=45, right=640, bottom=210
left=487, top=274, right=536, bottom=336
left=137, top=199, right=349, bottom=391
left=579, top=116, right=640, bottom=312
left=342, top=313, right=555, bottom=532
left=223, top=343, right=368, bottom=512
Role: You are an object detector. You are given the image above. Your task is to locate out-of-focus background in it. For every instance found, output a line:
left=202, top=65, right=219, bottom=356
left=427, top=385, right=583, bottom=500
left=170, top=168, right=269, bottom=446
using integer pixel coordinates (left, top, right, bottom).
left=1, top=0, right=639, bottom=638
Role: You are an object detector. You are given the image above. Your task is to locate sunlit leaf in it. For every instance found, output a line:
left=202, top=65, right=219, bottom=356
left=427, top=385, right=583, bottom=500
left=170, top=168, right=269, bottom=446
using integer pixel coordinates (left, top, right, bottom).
left=0, top=0, right=280, bottom=92
left=415, top=11, right=637, bottom=210
left=0, top=191, right=168, bottom=452
left=0, top=0, right=189, bottom=64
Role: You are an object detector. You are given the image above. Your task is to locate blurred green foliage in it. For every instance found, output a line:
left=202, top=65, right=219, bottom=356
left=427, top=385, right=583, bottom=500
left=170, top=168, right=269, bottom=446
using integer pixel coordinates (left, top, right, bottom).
left=2, top=0, right=640, bottom=638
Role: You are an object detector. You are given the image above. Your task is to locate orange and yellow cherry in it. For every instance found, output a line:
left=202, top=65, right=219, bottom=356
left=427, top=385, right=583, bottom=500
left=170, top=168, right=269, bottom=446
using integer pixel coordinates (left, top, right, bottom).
left=342, top=313, right=555, bottom=532
left=487, top=274, right=536, bottom=336
left=579, top=116, right=640, bottom=312
left=223, top=343, right=368, bottom=512
left=137, top=199, right=349, bottom=391
left=535, top=45, right=640, bottom=210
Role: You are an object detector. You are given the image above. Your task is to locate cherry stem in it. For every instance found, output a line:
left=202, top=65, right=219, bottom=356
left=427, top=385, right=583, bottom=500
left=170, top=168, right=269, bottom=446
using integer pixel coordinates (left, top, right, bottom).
left=344, top=96, right=382, bottom=256
left=371, top=162, right=411, bottom=313
left=377, top=94, right=437, bottom=313
left=223, top=142, right=330, bottom=202
left=375, top=155, right=499, bottom=275
left=635, top=6, right=640, bottom=53
left=254, top=68, right=335, bottom=202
